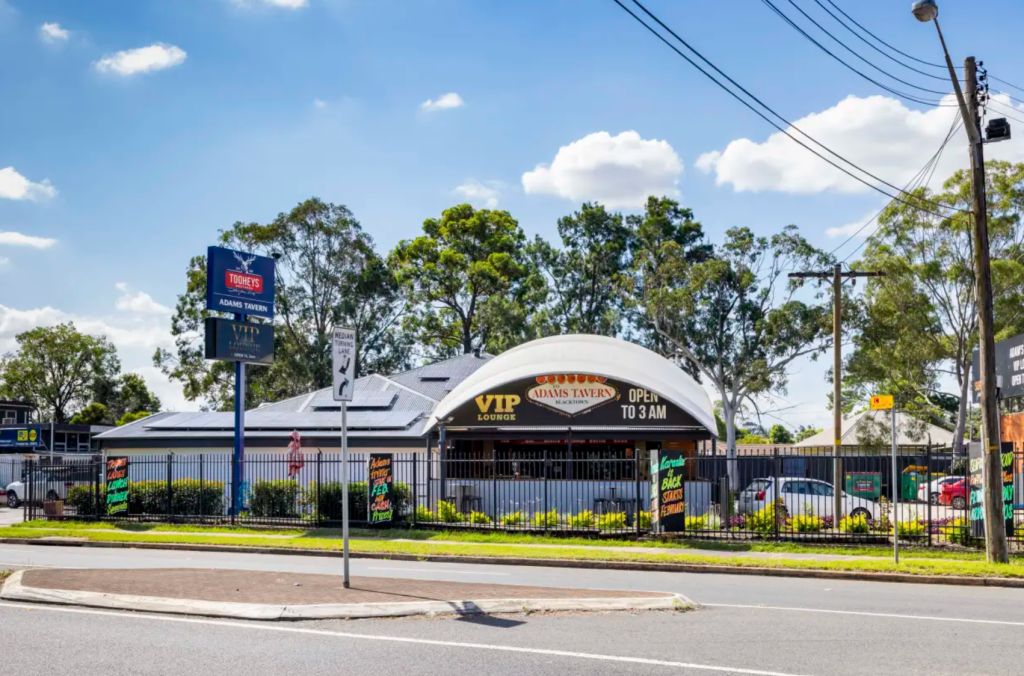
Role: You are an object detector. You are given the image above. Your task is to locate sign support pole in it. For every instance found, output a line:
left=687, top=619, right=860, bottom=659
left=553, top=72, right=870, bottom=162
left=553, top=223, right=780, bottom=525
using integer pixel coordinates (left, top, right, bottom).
left=233, top=339, right=246, bottom=517
left=891, top=404, right=899, bottom=564
left=341, top=400, right=350, bottom=588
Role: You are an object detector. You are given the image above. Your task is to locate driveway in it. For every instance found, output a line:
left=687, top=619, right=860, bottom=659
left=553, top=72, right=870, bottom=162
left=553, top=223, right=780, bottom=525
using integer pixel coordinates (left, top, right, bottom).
left=0, top=507, right=24, bottom=526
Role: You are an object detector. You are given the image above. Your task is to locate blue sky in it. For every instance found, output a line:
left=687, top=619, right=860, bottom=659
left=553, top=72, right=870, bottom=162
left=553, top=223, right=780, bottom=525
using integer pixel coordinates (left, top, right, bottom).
left=3, top=0, right=1024, bottom=426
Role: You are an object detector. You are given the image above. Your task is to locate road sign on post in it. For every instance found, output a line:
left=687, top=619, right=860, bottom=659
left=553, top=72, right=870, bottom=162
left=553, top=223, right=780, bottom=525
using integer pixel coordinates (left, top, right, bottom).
left=870, top=394, right=894, bottom=411
left=332, top=327, right=357, bottom=588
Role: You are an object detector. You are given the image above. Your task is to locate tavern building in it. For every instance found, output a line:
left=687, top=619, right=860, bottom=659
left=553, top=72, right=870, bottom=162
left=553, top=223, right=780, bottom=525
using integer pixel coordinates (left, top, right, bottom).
left=96, top=334, right=718, bottom=515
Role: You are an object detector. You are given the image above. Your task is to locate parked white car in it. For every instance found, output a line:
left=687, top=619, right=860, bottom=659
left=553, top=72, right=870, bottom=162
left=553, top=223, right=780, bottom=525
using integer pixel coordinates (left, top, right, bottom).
left=5, top=466, right=93, bottom=509
left=738, top=477, right=879, bottom=520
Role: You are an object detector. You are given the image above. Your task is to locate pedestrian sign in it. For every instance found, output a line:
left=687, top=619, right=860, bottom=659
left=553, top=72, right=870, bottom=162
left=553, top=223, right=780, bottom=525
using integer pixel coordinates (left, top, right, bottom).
left=870, top=394, right=893, bottom=410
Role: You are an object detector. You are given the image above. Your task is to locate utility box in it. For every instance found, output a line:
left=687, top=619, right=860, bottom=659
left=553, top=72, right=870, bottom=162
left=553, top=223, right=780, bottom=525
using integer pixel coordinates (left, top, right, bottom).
left=845, top=472, right=881, bottom=500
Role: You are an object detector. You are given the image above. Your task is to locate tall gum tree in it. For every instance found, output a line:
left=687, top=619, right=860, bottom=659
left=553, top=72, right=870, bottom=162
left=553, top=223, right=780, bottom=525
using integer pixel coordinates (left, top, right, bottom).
left=848, top=162, right=1024, bottom=451
left=632, top=224, right=832, bottom=488
left=389, top=204, right=546, bottom=359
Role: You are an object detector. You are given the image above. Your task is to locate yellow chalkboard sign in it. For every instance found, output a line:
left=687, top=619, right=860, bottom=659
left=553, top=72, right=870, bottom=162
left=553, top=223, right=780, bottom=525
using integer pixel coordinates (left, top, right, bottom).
left=870, top=394, right=894, bottom=410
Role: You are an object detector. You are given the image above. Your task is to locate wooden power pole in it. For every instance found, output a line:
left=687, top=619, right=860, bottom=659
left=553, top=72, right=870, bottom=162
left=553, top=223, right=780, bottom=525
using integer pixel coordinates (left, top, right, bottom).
left=790, top=264, right=883, bottom=519
left=964, top=56, right=1009, bottom=563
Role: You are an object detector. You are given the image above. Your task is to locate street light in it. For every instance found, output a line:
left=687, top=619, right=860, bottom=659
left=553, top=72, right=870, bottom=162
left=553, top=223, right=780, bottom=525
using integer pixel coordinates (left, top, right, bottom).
left=911, top=0, right=1009, bottom=563
left=911, top=1, right=938, bottom=22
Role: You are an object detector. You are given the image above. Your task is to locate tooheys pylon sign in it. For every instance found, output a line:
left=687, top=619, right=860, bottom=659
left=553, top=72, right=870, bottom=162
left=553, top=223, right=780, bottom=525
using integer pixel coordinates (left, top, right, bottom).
left=206, top=246, right=276, bottom=319
left=447, top=373, right=702, bottom=427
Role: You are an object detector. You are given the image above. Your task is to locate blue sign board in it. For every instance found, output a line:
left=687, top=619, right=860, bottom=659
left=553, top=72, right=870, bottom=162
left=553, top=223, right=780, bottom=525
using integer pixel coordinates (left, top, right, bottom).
left=206, top=246, right=276, bottom=319
left=0, top=425, right=42, bottom=449
left=204, top=317, right=275, bottom=365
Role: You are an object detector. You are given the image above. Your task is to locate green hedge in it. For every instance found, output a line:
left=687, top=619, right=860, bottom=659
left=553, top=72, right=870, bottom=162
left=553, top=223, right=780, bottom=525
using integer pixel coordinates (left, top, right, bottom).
left=66, top=481, right=224, bottom=517
left=303, top=481, right=411, bottom=522
left=248, top=480, right=302, bottom=518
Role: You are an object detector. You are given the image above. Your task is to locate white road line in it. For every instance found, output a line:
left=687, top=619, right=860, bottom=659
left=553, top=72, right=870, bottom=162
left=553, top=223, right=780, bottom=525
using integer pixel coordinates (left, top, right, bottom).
left=365, top=566, right=509, bottom=576
left=0, top=602, right=804, bottom=675
left=704, top=603, right=1024, bottom=627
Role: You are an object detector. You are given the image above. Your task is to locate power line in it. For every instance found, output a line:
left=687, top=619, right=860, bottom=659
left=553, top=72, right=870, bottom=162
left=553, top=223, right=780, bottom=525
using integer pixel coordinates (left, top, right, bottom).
left=611, top=0, right=966, bottom=217
left=820, top=0, right=946, bottom=69
left=829, top=114, right=963, bottom=260
left=764, top=0, right=952, bottom=100
left=820, top=0, right=1024, bottom=98
left=810, top=0, right=948, bottom=82
left=839, top=120, right=962, bottom=265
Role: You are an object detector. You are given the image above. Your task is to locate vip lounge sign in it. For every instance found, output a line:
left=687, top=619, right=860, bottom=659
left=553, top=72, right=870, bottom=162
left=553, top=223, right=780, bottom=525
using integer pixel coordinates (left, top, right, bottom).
left=451, top=373, right=700, bottom=427
left=204, top=317, right=274, bottom=364
left=206, top=246, right=276, bottom=319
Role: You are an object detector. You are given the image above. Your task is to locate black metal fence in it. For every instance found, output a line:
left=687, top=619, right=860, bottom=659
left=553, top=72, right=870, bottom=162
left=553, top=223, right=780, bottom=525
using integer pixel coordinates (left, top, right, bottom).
left=12, top=446, right=1024, bottom=547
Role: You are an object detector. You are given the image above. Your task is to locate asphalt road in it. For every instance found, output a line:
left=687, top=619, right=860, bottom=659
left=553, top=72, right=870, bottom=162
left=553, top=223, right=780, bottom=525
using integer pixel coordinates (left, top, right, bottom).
left=1, top=544, right=1023, bottom=675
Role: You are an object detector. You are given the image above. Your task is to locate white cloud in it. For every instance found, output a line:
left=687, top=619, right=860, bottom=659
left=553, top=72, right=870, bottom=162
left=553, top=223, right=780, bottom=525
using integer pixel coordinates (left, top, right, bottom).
left=94, top=43, right=187, bottom=76
left=0, top=167, right=57, bottom=201
left=521, top=130, right=683, bottom=209
left=0, top=299, right=188, bottom=411
left=825, top=209, right=882, bottom=239
left=231, top=0, right=308, bottom=8
left=39, top=22, right=69, bottom=43
left=0, top=257, right=9, bottom=268
left=115, top=282, right=172, bottom=315
left=313, top=98, right=327, bottom=109
left=697, top=93, right=1024, bottom=194
left=454, top=180, right=501, bottom=209
left=420, top=92, right=464, bottom=112
left=0, top=231, right=57, bottom=249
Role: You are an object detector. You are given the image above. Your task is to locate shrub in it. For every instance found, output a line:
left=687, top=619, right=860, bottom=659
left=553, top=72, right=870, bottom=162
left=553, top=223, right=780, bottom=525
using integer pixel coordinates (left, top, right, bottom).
left=792, top=514, right=823, bottom=533
left=66, top=485, right=105, bottom=516
left=414, top=504, right=435, bottom=522
left=466, top=510, right=492, bottom=525
left=596, top=511, right=627, bottom=531
left=436, top=500, right=464, bottom=523
left=899, top=520, right=926, bottom=537
left=67, top=480, right=225, bottom=517
left=684, top=515, right=707, bottom=530
left=746, top=501, right=781, bottom=535
left=499, top=511, right=524, bottom=526
left=636, top=510, right=651, bottom=530
left=531, top=509, right=560, bottom=528
left=941, top=516, right=971, bottom=545
left=249, top=480, right=301, bottom=518
left=302, top=481, right=410, bottom=522
left=839, top=514, right=870, bottom=534
left=566, top=510, right=596, bottom=529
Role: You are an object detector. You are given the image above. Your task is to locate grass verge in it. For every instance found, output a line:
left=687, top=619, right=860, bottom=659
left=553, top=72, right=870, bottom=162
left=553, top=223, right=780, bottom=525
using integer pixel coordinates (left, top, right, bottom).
left=2, top=521, right=1023, bottom=579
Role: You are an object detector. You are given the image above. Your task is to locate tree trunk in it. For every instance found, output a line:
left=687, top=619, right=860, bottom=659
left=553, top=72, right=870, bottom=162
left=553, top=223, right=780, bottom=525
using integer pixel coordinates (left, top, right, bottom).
left=722, top=398, right=739, bottom=492
left=952, top=365, right=970, bottom=456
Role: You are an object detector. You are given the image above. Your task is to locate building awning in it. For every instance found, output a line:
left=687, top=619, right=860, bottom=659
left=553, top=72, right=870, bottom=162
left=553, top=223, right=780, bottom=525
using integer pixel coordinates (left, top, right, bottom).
left=427, top=334, right=716, bottom=436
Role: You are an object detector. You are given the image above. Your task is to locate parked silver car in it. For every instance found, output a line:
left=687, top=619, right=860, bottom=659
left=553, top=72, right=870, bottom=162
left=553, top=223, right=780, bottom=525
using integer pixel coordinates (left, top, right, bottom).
left=5, top=465, right=94, bottom=509
left=738, top=477, right=879, bottom=520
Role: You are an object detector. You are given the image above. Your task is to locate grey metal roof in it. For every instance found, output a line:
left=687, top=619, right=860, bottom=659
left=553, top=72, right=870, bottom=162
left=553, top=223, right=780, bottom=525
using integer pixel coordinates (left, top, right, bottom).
left=96, top=353, right=488, bottom=444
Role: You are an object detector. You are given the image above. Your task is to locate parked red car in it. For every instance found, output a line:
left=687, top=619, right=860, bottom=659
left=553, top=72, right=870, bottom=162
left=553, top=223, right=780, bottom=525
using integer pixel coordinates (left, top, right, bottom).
left=939, top=478, right=967, bottom=510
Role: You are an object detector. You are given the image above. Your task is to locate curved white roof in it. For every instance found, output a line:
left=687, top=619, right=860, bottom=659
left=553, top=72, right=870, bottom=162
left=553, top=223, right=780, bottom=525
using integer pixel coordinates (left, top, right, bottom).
left=428, top=334, right=716, bottom=434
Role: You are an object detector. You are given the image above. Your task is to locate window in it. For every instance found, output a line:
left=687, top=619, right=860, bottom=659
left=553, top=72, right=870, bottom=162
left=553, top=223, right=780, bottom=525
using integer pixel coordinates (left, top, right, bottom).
left=810, top=481, right=834, bottom=497
left=781, top=481, right=810, bottom=495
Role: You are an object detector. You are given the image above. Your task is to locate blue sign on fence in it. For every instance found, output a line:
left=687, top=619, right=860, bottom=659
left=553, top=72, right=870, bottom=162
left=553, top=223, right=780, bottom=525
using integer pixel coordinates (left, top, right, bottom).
left=206, top=246, right=276, bottom=319
left=0, top=425, right=41, bottom=449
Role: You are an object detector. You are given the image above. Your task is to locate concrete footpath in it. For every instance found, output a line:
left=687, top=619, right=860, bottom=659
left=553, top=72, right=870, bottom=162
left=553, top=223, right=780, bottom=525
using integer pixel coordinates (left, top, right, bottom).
left=0, top=567, right=689, bottom=620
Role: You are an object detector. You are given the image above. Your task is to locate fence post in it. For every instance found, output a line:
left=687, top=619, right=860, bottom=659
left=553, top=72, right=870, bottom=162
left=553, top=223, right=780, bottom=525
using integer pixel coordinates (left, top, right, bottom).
left=635, top=449, right=642, bottom=535
left=166, top=453, right=174, bottom=522
left=492, top=445, right=498, bottom=527
left=543, top=448, right=550, bottom=532
left=25, top=459, right=32, bottom=521
left=94, top=458, right=101, bottom=520
left=199, top=454, right=204, bottom=519
left=773, top=448, right=780, bottom=541
left=316, top=451, right=322, bottom=527
left=412, top=451, right=418, bottom=526
left=926, top=444, right=932, bottom=547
